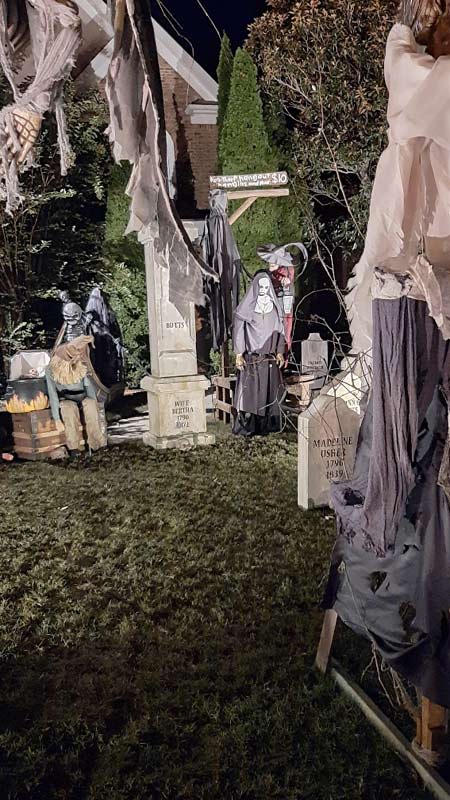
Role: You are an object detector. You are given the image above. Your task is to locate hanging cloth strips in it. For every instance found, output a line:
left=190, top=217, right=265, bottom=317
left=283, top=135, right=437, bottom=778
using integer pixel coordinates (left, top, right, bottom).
left=0, top=0, right=81, bottom=213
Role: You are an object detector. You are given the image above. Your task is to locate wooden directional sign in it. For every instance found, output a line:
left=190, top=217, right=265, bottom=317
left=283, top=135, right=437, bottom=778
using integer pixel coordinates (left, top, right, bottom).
left=210, top=171, right=288, bottom=191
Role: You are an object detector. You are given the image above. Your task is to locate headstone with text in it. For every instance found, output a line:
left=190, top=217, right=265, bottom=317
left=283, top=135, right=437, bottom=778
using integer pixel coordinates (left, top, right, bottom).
left=298, top=394, right=360, bottom=509
left=301, top=333, right=329, bottom=390
left=140, top=236, right=214, bottom=450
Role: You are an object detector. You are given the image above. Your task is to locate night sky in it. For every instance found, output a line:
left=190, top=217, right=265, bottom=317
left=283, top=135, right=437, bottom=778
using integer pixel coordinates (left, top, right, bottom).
left=152, top=0, right=268, bottom=77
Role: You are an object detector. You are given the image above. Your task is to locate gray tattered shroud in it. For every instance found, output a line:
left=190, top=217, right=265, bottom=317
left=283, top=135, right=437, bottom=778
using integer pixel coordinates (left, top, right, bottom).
left=325, top=298, right=450, bottom=707
left=203, top=189, right=242, bottom=352
left=105, top=0, right=215, bottom=317
left=0, top=0, right=81, bottom=212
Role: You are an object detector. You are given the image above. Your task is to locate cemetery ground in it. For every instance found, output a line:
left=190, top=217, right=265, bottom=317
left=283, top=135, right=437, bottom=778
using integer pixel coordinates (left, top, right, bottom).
left=0, top=431, right=433, bottom=800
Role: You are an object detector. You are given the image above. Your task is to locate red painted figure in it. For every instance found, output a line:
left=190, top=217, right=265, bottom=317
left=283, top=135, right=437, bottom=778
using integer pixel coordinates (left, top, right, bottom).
left=268, top=264, right=295, bottom=350
left=257, top=242, right=308, bottom=352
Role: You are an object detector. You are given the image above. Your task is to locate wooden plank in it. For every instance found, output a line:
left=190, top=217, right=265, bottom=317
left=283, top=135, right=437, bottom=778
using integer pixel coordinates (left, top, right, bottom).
left=330, top=661, right=450, bottom=800
left=229, top=197, right=257, bottom=226
left=212, top=377, right=236, bottom=390
left=13, top=430, right=64, bottom=442
left=421, top=698, right=449, bottom=753
left=210, top=171, right=288, bottom=190
left=221, top=343, right=230, bottom=378
left=315, top=609, right=338, bottom=673
left=215, top=399, right=233, bottom=414
left=15, top=442, right=63, bottom=455
left=227, top=188, right=290, bottom=200
left=212, top=375, right=236, bottom=388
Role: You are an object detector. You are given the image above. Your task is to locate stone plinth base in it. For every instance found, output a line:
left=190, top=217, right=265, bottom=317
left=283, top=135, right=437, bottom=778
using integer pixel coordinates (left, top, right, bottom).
left=143, top=431, right=215, bottom=450
left=141, top=374, right=215, bottom=450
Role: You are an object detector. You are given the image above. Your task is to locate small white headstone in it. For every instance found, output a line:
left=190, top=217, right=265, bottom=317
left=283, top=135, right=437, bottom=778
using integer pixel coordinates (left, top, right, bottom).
left=298, top=394, right=360, bottom=509
left=301, top=333, right=328, bottom=389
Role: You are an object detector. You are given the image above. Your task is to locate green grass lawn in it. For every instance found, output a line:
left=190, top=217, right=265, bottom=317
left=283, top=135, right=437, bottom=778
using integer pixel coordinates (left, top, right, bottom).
left=0, top=433, right=432, bottom=799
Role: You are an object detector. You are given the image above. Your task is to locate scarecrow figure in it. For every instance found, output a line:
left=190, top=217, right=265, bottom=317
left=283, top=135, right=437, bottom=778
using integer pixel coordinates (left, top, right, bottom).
left=45, top=334, right=105, bottom=457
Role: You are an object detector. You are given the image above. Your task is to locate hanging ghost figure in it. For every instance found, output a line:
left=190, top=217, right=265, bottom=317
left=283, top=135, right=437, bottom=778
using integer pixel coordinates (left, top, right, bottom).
left=0, top=0, right=81, bottom=212
left=323, top=0, right=450, bottom=716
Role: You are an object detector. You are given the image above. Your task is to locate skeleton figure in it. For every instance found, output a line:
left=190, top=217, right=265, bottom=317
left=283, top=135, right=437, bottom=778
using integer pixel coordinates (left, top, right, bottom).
left=0, top=0, right=81, bottom=212
left=58, top=290, right=86, bottom=342
left=62, top=302, right=85, bottom=342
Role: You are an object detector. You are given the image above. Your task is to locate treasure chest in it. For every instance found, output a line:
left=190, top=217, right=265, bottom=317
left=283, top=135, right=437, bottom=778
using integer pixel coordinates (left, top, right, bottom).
left=12, top=408, right=66, bottom=461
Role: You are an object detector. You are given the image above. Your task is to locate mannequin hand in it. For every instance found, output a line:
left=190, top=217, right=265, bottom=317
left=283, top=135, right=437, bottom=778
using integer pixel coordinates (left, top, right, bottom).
left=276, top=353, right=286, bottom=369
left=55, top=420, right=65, bottom=433
left=235, top=354, right=245, bottom=371
left=2, top=108, right=43, bottom=167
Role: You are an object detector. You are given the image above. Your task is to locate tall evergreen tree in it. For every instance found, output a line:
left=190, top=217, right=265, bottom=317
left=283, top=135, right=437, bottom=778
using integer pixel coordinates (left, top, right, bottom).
left=219, top=48, right=301, bottom=274
left=216, top=33, right=233, bottom=156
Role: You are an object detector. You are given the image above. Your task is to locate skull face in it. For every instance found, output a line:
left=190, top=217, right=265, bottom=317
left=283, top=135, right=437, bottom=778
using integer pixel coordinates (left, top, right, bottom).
left=258, top=276, right=271, bottom=297
left=63, top=302, right=83, bottom=326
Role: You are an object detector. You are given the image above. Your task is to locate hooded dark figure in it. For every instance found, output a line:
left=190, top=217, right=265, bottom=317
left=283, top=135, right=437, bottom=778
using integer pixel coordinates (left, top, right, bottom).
left=232, top=270, right=285, bottom=437
left=85, top=287, right=125, bottom=390
left=203, top=190, right=242, bottom=352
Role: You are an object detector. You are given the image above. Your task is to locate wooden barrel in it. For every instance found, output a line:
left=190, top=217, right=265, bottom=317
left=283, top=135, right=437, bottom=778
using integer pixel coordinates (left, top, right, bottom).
left=12, top=409, right=66, bottom=460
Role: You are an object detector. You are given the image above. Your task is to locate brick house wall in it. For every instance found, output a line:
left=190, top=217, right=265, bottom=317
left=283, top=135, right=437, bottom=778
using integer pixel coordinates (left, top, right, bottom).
left=159, top=57, right=217, bottom=217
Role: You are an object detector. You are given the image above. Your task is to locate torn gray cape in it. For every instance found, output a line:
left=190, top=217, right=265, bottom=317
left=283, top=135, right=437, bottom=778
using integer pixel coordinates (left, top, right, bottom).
left=105, top=0, right=215, bottom=317
left=325, top=297, right=450, bottom=707
left=0, top=0, right=81, bottom=212
left=203, top=189, right=242, bottom=352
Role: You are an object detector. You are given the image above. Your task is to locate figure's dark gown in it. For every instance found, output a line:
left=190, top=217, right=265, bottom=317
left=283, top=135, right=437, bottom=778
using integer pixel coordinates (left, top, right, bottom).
left=233, top=306, right=285, bottom=436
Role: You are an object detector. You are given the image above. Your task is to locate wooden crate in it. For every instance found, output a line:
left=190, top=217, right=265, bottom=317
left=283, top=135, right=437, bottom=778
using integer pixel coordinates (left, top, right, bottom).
left=212, top=374, right=237, bottom=425
left=12, top=409, right=66, bottom=461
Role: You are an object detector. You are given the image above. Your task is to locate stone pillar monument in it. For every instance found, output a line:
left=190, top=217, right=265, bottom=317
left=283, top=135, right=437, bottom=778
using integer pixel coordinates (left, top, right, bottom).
left=140, top=236, right=215, bottom=450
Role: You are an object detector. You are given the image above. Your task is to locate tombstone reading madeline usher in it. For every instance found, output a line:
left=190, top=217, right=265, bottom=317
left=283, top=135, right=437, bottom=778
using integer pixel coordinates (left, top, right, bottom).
left=298, top=394, right=360, bottom=509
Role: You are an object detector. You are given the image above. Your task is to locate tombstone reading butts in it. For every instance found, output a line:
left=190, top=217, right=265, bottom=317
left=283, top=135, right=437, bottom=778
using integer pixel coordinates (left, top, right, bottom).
left=298, top=353, right=371, bottom=508
left=140, top=236, right=215, bottom=450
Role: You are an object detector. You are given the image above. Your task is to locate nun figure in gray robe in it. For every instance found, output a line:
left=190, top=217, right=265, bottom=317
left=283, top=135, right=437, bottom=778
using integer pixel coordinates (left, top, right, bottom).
left=233, top=271, right=285, bottom=437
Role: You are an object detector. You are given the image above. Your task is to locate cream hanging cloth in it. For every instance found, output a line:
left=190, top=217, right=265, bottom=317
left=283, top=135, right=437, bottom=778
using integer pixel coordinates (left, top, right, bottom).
left=347, top=23, right=450, bottom=351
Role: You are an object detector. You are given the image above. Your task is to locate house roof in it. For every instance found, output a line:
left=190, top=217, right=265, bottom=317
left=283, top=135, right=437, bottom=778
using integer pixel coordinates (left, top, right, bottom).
left=73, top=0, right=218, bottom=102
